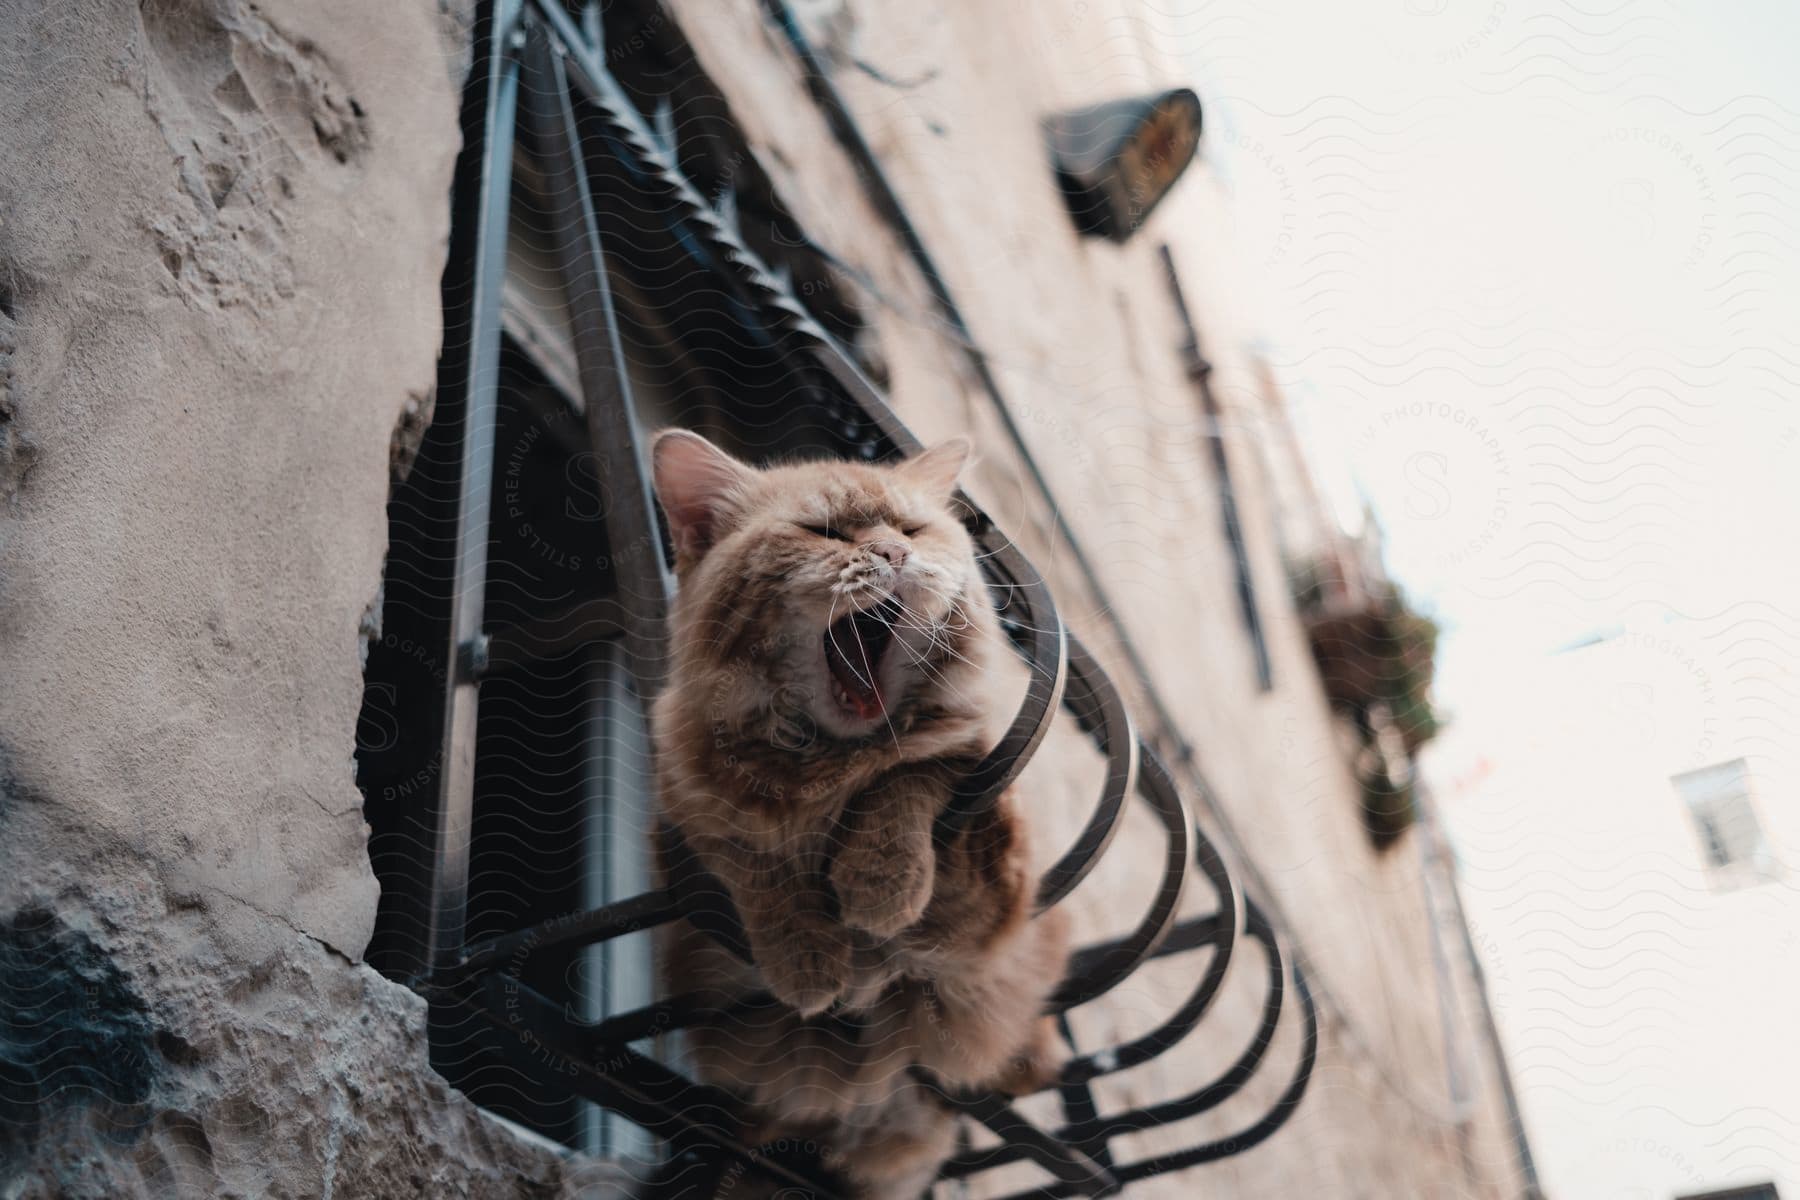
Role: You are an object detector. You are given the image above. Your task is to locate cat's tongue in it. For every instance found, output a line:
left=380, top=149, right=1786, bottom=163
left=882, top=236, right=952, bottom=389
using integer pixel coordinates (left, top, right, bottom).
left=825, top=602, right=899, bottom=720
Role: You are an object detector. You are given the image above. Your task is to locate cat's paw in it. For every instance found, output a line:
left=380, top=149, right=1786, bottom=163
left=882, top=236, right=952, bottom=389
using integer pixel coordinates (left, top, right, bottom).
left=993, top=1016, right=1069, bottom=1096
left=831, top=834, right=934, bottom=938
left=758, top=924, right=853, bottom=1016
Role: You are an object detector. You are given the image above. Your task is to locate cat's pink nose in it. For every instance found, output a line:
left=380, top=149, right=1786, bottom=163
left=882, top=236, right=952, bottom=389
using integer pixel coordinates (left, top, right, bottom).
left=868, top=540, right=909, bottom=569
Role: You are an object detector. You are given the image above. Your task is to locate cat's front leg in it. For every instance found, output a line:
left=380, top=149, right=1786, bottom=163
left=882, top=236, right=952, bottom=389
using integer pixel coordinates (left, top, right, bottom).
left=830, top=766, right=948, bottom=938
left=737, top=861, right=852, bottom=1017
left=908, top=906, right=1071, bottom=1093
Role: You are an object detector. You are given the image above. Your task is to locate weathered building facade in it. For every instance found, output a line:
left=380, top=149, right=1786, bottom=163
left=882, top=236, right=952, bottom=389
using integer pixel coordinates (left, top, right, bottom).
left=1, top=0, right=1533, bottom=1196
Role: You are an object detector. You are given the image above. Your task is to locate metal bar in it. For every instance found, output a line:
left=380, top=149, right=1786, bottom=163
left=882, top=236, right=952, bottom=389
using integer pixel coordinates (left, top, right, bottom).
left=580, top=994, right=714, bottom=1048
left=1052, top=1014, right=1115, bottom=1181
left=938, top=1084, right=1119, bottom=1198
left=951, top=905, right=1316, bottom=1189
left=589, top=639, right=659, bottom=1158
left=980, top=957, right=1318, bottom=1200
left=1060, top=904, right=1291, bottom=1141
left=943, top=893, right=1241, bottom=1180
left=1159, top=244, right=1272, bottom=690
left=521, top=29, right=683, bottom=1157
left=1106, top=953, right=1318, bottom=1180
left=533, top=0, right=828, bottom=347
left=428, top=0, right=524, bottom=975
left=523, top=19, right=675, bottom=698
left=477, top=595, right=628, bottom=680
left=946, top=913, right=1236, bottom=1179
left=1061, top=829, right=1241, bottom=1083
left=466, top=880, right=1233, bottom=1061
left=658, top=824, right=754, bottom=964
left=1035, top=641, right=1136, bottom=910
left=945, top=524, right=1068, bottom=826
left=456, top=886, right=678, bottom=975
left=645, top=1148, right=736, bottom=1200
left=584, top=989, right=787, bottom=1048
left=473, top=974, right=849, bottom=1199
left=1050, top=749, right=1191, bottom=1011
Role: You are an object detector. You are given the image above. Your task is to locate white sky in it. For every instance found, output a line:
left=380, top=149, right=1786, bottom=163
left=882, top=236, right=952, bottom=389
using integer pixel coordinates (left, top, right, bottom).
left=1171, top=0, right=1800, bottom=713
left=1166, top=5, right=1800, bottom=1196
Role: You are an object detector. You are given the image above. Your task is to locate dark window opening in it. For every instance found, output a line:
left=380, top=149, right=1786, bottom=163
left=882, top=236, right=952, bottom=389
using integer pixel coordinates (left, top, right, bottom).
left=355, top=0, right=880, bottom=1153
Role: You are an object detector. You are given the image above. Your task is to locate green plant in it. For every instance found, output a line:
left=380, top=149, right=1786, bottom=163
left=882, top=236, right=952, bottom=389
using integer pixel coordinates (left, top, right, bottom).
left=1289, top=554, right=1441, bottom=847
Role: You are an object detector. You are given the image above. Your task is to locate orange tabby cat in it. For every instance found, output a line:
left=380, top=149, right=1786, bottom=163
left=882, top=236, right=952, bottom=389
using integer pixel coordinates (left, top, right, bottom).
left=648, top=430, right=1067, bottom=1197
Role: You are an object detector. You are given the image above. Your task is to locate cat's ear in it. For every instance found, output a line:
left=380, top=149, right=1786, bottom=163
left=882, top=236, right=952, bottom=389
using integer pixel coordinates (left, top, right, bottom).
left=651, top=429, right=754, bottom=562
left=899, top=437, right=972, bottom=498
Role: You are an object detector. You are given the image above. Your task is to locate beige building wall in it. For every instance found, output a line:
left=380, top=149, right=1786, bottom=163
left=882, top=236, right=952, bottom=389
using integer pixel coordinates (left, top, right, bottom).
left=667, top=1, right=1531, bottom=1195
left=0, top=1, right=614, bottom=1195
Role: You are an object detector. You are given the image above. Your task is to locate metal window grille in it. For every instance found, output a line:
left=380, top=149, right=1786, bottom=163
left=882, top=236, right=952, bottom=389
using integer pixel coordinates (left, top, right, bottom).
left=359, top=2, right=1320, bottom=1194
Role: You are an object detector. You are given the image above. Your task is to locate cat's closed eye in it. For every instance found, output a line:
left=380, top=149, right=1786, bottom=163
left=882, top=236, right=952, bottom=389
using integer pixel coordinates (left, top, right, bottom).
left=798, top=522, right=854, bottom=542
left=900, top=522, right=926, bottom=537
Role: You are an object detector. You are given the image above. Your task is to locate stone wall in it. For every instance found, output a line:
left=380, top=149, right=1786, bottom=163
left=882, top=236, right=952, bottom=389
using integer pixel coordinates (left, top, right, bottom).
left=0, top=1, right=613, bottom=1194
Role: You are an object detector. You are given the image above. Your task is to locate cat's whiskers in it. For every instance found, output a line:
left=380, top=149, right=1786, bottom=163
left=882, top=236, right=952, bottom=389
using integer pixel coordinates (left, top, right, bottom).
left=890, top=606, right=984, bottom=690
left=902, top=652, right=980, bottom=708
left=895, top=614, right=973, bottom=673
left=856, top=591, right=988, bottom=717
left=822, top=589, right=906, bottom=750
left=899, top=582, right=981, bottom=658
left=890, top=613, right=956, bottom=672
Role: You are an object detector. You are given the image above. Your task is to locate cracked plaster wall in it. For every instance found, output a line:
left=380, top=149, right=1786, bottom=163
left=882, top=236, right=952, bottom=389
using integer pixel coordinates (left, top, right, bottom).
left=0, top=1, right=613, bottom=1194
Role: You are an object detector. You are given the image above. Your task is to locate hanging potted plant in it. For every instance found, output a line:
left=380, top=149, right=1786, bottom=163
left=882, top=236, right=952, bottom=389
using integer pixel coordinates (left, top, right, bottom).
left=1289, top=554, right=1441, bottom=848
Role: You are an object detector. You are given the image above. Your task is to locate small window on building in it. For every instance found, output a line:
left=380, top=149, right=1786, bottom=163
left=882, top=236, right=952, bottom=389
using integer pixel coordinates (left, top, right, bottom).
left=1672, top=760, right=1781, bottom=889
left=1677, top=1184, right=1781, bottom=1200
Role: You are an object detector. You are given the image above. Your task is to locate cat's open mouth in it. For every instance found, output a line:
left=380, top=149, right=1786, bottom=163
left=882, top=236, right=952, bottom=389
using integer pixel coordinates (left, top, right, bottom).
left=824, top=598, right=903, bottom=721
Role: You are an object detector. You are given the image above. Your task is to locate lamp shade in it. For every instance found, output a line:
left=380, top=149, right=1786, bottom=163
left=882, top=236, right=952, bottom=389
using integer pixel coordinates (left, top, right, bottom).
left=1045, top=88, right=1203, bottom=242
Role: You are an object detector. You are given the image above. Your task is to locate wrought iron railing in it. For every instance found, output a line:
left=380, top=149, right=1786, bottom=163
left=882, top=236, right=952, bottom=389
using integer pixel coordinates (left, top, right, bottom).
left=417, top=3, right=1317, bottom=1194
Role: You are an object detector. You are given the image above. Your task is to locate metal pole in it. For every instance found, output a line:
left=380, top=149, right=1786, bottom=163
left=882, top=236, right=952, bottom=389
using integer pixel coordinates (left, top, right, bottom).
left=428, top=0, right=524, bottom=976
left=1158, top=244, right=1274, bottom=690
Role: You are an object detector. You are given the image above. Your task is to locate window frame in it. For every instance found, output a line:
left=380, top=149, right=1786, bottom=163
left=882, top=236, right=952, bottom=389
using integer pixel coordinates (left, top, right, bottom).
left=1672, top=758, right=1782, bottom=890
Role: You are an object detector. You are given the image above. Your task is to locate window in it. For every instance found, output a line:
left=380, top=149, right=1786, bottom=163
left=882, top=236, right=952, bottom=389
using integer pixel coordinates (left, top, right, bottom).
left=1673, top=759, right=1781, bottom=889
left=1678, top=1185, right=1781, bottom=1200
left=353, top=0, right=1319, bottom=1192
left=355, top=0, right=876, bottom=1151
